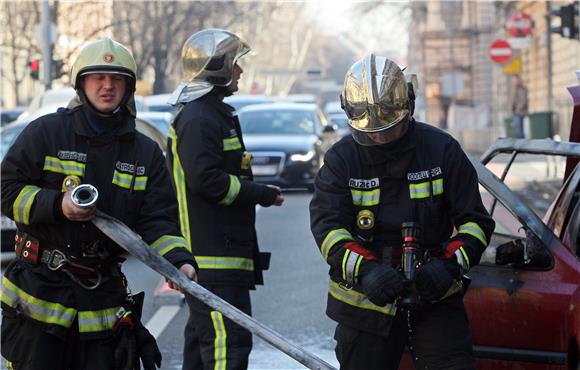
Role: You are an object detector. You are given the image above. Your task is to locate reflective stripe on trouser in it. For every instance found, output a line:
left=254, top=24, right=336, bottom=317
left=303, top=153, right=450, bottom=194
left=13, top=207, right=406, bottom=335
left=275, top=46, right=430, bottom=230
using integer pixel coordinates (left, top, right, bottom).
left=183, top=285, right=252, bottom=370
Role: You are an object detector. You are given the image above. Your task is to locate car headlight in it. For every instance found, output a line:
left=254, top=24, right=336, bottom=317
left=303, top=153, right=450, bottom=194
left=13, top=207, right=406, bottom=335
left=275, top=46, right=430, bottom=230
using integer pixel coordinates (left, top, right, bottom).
left=290, top=150, right=315, bottom=162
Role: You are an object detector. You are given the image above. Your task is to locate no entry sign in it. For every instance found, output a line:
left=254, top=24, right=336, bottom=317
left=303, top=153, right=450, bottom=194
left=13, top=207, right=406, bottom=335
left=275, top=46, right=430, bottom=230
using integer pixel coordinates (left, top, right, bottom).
left=488, top=39, right=513, bottom=64
left=506, top=12, right=533, bottom=37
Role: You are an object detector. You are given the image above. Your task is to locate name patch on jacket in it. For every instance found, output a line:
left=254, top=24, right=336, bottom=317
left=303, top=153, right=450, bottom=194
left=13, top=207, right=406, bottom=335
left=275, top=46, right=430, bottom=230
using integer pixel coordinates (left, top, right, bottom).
left=116, top=161, right=145, bottom=175
left=349, top=178, right=379, bottom=189
left=407, top=167, right=442, bottom=181
left=57, top=150, right=87, bottom=162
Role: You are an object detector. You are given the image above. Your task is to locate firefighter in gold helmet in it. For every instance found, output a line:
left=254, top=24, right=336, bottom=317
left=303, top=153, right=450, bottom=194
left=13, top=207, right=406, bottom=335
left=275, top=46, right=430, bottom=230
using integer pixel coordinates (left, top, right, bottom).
left=167, top=28, right=284, bottom=370
left=309, top=54, right=495, bottom=370
left=0, top=37, right=197, bottom=370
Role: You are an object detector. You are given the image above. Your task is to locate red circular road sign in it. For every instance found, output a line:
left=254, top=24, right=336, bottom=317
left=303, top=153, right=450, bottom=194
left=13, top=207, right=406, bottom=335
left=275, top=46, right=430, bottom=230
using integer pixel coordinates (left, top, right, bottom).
left=506, top=12, right=533, bottom=37
left=488, top=39, right=513, bottom=64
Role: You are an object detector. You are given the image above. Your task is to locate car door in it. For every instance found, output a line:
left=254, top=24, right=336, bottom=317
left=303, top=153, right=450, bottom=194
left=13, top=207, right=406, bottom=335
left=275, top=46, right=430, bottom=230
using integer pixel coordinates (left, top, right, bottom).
left=464, top=165, right=580, bottom=369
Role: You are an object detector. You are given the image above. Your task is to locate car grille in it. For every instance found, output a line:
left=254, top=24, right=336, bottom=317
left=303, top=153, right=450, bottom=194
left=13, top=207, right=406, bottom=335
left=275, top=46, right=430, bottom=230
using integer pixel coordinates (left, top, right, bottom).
left=251, top=152, right=286, bottom=176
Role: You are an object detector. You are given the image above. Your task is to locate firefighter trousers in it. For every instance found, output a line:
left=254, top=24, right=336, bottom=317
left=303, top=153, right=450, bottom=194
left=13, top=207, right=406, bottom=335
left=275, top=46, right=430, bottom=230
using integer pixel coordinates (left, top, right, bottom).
left=334, top=294, right=475, bottom=370
left=182, top=285, right=252, bottom=370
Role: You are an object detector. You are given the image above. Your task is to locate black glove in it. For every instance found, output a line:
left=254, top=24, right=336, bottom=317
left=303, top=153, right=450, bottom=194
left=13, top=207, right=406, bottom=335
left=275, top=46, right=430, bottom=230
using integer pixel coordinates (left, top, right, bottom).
left=258, top=185, right=280, bottom=207
left=134, top=319, right=162, bottom=370
left=359, top=262, right=404, bottom=306
left=415, top=259, right=460, bottom=302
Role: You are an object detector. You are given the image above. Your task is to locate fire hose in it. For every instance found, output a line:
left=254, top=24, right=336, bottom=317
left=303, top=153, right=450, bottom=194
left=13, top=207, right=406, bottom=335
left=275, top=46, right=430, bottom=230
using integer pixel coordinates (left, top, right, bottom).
left=71, top=184, right=336, bottom=370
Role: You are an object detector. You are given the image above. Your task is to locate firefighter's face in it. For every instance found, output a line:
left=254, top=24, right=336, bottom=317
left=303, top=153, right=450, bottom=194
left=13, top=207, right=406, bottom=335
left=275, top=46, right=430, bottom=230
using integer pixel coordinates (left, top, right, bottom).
left=83, top=73, right=127, bottom=113
left=227, top=63, right=243, bottom=93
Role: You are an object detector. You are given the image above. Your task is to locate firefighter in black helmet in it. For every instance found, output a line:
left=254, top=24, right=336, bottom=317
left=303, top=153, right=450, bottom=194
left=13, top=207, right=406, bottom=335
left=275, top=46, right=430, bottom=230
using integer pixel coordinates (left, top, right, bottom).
left=309, top=54, right=495, bottom=370
left=0, top=37, right=197, bottom=370
left=167, top=28, right=284, bottom=370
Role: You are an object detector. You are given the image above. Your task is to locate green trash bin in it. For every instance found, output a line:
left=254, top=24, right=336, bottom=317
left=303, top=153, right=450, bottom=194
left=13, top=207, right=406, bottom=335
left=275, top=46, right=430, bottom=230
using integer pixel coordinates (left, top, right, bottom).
left=528, top=111, right=553, bottom=139
left=503, top=116, right=516, bottom=138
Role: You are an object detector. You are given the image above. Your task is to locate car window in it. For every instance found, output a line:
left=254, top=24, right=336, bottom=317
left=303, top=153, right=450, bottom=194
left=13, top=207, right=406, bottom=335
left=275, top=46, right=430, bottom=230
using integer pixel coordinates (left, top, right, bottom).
left=239, top=110, right=316, bottom=135
left=0, top=124, right=26, bottom=160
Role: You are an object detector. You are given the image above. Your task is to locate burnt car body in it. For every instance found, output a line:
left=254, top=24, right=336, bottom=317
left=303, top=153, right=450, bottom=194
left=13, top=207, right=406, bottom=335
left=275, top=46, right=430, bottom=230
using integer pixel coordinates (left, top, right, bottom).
left=238, top=103, right=338, bottom=191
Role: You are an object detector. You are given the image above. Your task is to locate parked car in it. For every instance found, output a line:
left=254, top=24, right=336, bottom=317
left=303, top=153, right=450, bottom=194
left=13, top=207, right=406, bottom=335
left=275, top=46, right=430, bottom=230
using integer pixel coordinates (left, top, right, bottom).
left=143, top=93, right=178, bottom=116
left=137, top=111, right=172, bottom=136
left=0, top=111, right=167, bottom=261
left=224, top=94, right=274, bottom=111
left=327, top=111, right=350, bottom=138
left=238, top=103, right=338, bottom=191
left=1, top=107, right=26, bottom=127
left=17, top=87, right=76, bottom=121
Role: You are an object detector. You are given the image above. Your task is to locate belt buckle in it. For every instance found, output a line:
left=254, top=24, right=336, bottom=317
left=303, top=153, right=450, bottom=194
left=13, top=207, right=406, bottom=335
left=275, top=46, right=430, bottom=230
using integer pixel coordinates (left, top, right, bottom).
left=46, top=249, right=68, bottom=271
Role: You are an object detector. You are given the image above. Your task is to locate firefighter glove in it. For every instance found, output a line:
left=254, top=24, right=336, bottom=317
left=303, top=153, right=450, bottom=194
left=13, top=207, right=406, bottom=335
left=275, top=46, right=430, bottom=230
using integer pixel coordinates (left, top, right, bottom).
left=134, top=319, right=162, bottom=370
left=258, top=185, right=281, bottom=207
left=359, top=262, right=404, bottom=306
left=415, top=259, right=460, bottom=302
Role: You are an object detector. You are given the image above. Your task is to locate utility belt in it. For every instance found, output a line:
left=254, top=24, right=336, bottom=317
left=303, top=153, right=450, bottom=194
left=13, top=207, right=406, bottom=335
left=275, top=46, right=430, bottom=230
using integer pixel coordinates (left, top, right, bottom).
left=15, top=232, right=122, bottom=290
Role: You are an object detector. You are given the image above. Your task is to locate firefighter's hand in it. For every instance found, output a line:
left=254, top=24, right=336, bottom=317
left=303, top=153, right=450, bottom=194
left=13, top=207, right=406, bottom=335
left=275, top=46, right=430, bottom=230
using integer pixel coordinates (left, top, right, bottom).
left=268, top=185, right=284, bottom=206
left=61, top=191, right=96, bottom=221
left=416, top=259, right=459, bottom=302
left=359, top=262, right=404, bottom=306
left=166, top=264, right=198, bottom=292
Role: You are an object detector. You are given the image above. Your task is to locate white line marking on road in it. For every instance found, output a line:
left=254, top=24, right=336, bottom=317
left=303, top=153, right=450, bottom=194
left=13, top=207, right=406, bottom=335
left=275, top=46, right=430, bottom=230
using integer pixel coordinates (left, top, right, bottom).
left=145, top=305, right=181, bottom=339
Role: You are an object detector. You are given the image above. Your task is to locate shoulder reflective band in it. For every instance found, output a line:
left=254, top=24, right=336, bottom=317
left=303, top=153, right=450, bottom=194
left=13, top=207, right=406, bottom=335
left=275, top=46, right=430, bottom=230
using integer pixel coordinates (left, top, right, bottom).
left=168, top=126, right=192, bottom=248
left=112, top=170, right=148, bottom=191
left=219, top=175, right=241, bottom=205
left=458, top=222, right=487, bottom=247
left=320, top=228, right=353, bottom=260
left=78, top=306, right=122, bottom=333
left=409, top=178, right=444, bottom=199
left=223, top=137, right=242, bottom=151
left=13, top=185, right=41, bottom=225
left=1, top=276, right=77, bottom=328
left=196, top=256, right=254, bottom=271
left=43, top=156, right=85, bottom=176
left=210, top=310, right=228, bottom=370
left=328, top=280, right=397, bottom=316
left=350, top=188, right=380, bottom=206
left=151, top=235, right=189, bottom=255
left=342, top=250, right=364, bottom=285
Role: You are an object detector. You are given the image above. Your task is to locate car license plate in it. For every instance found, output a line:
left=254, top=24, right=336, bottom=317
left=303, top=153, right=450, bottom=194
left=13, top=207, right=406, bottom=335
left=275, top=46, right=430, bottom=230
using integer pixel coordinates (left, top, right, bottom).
left=252, top=165, right=278, bottom=176
left=1, top=215, right=16, bottom=230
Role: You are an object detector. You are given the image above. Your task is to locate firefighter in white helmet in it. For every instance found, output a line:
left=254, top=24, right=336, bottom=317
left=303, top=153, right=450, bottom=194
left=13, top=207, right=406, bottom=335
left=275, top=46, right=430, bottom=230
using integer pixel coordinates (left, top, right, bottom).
left=167, top=29, right=284, bottom=370
left=1, top=37, right=197, bottom=370
left=310, top=54, right=495, bottom=370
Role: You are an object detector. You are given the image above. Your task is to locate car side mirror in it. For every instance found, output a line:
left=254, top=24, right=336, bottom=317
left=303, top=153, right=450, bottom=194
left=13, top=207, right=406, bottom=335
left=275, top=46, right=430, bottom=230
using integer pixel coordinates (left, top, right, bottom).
left=495, top=231, right=552, bottom=270
left=323, top=124, right=337, bottom=133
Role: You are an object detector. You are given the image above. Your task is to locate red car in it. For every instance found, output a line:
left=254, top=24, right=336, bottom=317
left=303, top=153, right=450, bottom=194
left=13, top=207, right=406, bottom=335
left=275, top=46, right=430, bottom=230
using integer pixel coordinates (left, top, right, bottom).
left=464, top=138, right=580, bottom=370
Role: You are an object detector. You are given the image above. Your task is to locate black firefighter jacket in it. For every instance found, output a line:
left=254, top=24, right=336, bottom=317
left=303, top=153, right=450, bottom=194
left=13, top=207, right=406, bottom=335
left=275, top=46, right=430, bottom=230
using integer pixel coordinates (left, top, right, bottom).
left=309, top=120, right=495, bottom=337
left=167, top=92, right=276, bottom=289
left=0, top=106, right=195, bottom=340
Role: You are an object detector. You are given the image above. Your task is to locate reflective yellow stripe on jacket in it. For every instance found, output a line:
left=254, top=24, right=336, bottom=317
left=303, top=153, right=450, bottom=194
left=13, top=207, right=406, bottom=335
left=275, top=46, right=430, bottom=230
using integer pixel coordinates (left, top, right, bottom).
left=320, top=228, right=353, bottom=260
left=223, top=137, right=242, bottom=151
left=78, top=306, right=121, bottom=333
left=151, top=235, right=190, bottom=255
left=219, top=175, right=241, bottom=205
left=169, top=126, right=192, bottom=247
left=111, top=170, right=148, bottom=191
left=458, top=222, right=488, bottom=247
left=1, top=276, right=77, bottom=328
left=351, top=188, right=380, bottom=206
left=328, top=280, right=397, bottom=316
left=196, top=256, right=254, bottom=271
left=409, top=178, right=444, bottom=199
left=13, top=185, right=41, bottom=225
left=43, top=155, right=85, bottom=176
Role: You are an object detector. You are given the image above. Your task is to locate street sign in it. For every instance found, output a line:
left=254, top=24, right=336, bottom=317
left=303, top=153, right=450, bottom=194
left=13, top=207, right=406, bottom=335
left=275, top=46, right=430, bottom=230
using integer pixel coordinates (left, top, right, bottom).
left=507, top=37, right=532, bottom=49
left=502, top=57, right=522, bottom=75
left=488, top=39, right=513, bottom=64
left=506, top=12, right=533, bottom=37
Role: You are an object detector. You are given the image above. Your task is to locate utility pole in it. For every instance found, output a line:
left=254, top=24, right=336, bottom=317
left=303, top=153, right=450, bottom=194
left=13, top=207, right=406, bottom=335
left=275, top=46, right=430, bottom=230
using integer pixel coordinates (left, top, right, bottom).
left=546, top=1, right=553, bottom=113
left=42, top=0, right=52, bottom=90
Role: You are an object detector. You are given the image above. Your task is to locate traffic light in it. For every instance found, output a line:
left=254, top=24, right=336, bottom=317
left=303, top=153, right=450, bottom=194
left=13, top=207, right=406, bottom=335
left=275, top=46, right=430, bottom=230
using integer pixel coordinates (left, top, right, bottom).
left=30, top=59, right=40, bottom=80
left=51, top=59, right=65, bottom=79
left=551, top=3, right=579, bottom=39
